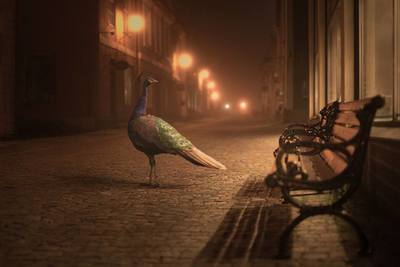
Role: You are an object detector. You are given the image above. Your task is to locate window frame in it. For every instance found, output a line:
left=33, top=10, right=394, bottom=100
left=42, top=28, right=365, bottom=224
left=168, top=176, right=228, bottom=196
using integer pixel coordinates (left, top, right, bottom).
left=359, top=0, right=399, bottom=122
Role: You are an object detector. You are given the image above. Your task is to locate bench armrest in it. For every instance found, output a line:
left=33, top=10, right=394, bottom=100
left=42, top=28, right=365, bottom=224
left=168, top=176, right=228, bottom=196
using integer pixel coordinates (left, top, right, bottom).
left=267, top=141, right=352, bottom=190
left=279, top=128, right=324, bottom=147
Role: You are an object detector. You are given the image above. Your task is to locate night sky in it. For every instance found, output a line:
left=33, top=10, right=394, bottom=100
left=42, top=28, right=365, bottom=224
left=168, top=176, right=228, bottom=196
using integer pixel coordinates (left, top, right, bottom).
left=175, top=0, right=276, bottom=106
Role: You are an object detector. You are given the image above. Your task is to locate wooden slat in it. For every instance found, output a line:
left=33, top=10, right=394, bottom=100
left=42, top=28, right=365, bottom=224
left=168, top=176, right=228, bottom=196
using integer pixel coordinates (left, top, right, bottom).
left=346, top=144, right=356, bottom=155
left=332, top=124, right=359, bottom=141
left=335, top=111, right=360, bottom=126
left=321, top=149, right=348, bottom=174
left=308, top=154, right=336, bottom=181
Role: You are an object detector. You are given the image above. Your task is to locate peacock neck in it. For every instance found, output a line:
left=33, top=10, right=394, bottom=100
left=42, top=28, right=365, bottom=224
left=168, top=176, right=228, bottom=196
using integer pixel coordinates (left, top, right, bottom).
left=130, top=85, right=148, bottom=121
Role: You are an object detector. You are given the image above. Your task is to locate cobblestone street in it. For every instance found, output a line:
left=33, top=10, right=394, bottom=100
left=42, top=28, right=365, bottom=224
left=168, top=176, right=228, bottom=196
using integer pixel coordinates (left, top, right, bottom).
left=0, top=117, right=394, bottom=266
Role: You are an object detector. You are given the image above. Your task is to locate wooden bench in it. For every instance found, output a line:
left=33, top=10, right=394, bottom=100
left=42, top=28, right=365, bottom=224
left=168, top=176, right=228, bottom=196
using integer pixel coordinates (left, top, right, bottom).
left=265, top=95, right=385, bottom=258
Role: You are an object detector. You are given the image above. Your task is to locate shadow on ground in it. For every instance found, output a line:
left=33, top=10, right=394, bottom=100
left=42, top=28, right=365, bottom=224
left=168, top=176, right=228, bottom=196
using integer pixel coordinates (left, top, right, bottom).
left=54, top=175, right=193, bottom=190
left=192, top=177, right=383, bottom=266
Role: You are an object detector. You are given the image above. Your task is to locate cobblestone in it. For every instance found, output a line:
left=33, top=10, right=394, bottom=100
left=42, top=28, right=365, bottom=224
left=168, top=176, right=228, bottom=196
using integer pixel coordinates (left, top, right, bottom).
left=0, top=117, right=396, bottom=266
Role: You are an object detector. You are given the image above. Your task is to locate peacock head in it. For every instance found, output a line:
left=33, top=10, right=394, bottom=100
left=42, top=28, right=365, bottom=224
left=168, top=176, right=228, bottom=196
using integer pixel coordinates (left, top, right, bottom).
left=143, top=76, right=159, bottom=88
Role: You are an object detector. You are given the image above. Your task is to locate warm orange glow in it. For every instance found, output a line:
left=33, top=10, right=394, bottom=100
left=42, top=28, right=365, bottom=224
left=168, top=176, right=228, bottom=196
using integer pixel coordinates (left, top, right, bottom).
left=127, top=15, right=145, bottom=32
left=239, top=101, right=248, bottom=110
left=211, top=91, right=220, bottom=101
left=178, top=53, right=193, bottom=69
left=115, top=9, right=124, bottom=38
left=199, top=69, right=210, bottom=79
left=198, top=69, right=210, bottom=90
left=224, top=103, right=231, bottom=109
left=207, top=81, right=216, bottom=90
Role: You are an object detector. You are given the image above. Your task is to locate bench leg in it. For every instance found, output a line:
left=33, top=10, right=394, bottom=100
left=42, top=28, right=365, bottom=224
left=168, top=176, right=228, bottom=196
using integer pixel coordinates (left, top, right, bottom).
left=277, top=213, right=307, bottom=259
left=276, top=209, right=372, bottom=259
left=333, top=210, right=372, bottom=256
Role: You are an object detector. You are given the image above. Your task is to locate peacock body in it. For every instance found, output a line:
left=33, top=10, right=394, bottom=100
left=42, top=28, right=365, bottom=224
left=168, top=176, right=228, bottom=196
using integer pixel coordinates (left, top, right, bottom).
left=128, top=74, right=226, bottom=185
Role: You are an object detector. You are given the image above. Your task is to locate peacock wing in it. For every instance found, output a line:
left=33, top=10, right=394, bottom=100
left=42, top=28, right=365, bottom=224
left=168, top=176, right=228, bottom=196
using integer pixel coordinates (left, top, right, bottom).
left=129, top=115, right=162, bottom=149
left=154, top=117, right=194, bottom=153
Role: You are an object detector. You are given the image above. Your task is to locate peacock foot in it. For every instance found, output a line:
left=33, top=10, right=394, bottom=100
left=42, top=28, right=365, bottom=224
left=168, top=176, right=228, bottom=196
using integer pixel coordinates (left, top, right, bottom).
left=147, top=179, right=160, bottom=187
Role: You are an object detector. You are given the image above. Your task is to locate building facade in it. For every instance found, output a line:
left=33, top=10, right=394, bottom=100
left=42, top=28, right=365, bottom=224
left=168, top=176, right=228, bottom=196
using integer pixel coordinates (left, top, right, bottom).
left=284, top=0, right=400, bottom=219
left=262, top=0, right=309, bottom=122
left=0, top=0, right=15, bottom=137
left=2, top=0, right=192, bottom=136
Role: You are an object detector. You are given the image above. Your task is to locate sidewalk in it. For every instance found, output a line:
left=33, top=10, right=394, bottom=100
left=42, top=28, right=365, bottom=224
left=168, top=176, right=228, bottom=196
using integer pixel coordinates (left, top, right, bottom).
left=0, top=117, right=397, bottom=266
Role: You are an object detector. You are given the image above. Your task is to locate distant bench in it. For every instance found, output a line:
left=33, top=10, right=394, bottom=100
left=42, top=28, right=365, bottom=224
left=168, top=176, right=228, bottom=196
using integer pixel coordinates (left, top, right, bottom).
left=265, top=95, right=384, bottom=258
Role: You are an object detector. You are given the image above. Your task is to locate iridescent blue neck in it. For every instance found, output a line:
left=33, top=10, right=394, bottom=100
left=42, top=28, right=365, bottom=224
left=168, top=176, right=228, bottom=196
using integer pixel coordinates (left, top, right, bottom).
left=130, top=84, right=148, bottom=121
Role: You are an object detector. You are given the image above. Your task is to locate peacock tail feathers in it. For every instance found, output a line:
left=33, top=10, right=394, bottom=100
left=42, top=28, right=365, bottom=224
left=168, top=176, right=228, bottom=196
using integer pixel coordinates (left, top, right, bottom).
left=155, top=117, right=193, bottom=151
left=179, top=147, right=227, bottom=170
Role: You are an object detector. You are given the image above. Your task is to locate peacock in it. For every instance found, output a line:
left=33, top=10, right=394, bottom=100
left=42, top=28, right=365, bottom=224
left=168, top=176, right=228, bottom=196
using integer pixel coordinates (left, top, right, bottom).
left=128, top=73, right=226, bottom=185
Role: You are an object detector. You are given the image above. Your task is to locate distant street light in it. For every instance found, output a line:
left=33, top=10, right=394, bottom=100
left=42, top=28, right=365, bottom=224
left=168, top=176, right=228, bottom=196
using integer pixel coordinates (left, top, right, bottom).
left=224, top=103, right=231, bottom=110
left=211, top=91, right=220, bottom=101
left=127, top=15, right=145, bottom=32
left=239, top=101, right=247, bottom=110
left=127, top=14, right=145, bottom=77
left=199, top=69, right=210, bottom=80
left=178, top=53, right=193, bottom=69
left=207, top=81, right=216, bottom=90
left=101, top=12, right=144, bottom=77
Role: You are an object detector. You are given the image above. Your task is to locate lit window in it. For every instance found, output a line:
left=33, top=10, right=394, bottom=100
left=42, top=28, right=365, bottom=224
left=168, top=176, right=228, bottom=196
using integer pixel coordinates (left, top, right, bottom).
left=361, top=0, right=397, bottom=120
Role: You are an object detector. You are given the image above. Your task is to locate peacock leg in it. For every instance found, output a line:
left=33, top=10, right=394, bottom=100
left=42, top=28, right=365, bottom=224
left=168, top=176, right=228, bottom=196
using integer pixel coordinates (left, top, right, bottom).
left=148, top=156, right=154, bottom=185
left=150, top=156, right=159, bottom=186
left=153, top=158, right=159, bottom=186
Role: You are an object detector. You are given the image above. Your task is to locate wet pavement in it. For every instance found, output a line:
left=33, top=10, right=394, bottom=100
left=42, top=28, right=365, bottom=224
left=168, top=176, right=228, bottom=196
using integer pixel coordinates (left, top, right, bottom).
left=0, top=117, right=396, bottom=266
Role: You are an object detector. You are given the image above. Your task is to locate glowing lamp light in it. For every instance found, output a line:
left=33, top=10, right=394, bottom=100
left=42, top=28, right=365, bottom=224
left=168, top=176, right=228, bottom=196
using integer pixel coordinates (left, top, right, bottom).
left=199, top=69, right=210, bottom=80
left=211, top=91, right=220, bottom=101
left=224, top=103, right=231, bottom=110
left=178, top=53, right=193, bottom=69
left=239, top=101, right=247, bottom=110
left=207, top=81, right=216, bottom=90
left=127, top=15, right=145, bottom=32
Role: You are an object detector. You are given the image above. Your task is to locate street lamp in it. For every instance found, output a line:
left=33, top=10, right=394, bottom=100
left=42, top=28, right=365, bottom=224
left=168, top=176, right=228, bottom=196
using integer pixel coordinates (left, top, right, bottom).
left=199, top=69, right=210, bottom=80
left=224, top=103, right=231, bottom=110
left=127, top=15, right=145, bottom=32
left=211, top=91, right=220, bottom=101
left=127, top=14, right=145, bottom=77
left=198, top=68, right=210, bottom=90
left=239, top=101, right=248, bottom=110
left=178, top=53, right=193, bottom=69
left=207, top=81, right=216, bottom=90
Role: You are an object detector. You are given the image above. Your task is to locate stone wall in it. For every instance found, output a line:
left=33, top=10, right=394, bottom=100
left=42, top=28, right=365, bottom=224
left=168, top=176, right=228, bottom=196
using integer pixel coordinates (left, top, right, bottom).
left=364, top=137, right=400, bottom=221
left=0, top=0, right=15, bottom=137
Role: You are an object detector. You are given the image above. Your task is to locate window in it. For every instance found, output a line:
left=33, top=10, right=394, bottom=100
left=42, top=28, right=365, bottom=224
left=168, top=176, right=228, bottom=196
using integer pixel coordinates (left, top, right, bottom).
left=361, top=0, right=396, bottom=120
left=327, top=1, right=343, bottom=103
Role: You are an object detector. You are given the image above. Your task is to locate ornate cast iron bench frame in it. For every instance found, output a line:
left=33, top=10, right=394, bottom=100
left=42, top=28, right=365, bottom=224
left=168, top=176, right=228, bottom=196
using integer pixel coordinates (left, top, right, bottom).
left=265, top=95, right=385, bottom=258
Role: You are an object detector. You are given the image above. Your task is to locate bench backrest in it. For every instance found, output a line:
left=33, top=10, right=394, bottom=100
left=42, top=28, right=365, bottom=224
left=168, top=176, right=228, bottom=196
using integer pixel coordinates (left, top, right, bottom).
left=318, top=100, right=340, bottom=142
left=321, top=96, right=385, bottom=176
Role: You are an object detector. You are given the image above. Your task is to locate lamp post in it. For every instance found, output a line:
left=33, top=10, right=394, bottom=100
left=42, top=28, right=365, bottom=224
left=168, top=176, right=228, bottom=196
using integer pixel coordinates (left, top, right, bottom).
left=175, top=52, right=193, bottom=117
left=206, top=81, right=217, bottom=110
left=127, top=14, right=145, bottom=77
left=177, top=53, right=193, bottom=69
left=198, top=69, right=210, bottom=88
left=207, top=81, right=216, bottom=90
left=198, top=69, right=210, bottom=112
